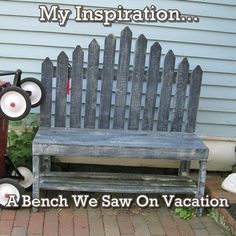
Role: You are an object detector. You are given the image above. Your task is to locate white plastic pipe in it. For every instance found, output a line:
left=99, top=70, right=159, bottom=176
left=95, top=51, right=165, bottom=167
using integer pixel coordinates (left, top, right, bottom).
left=192, top=136, right=236, bottom=171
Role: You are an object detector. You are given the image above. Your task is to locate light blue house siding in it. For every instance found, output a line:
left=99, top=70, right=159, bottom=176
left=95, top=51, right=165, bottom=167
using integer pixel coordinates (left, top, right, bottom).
left=0, top=0, right=235, bottom=137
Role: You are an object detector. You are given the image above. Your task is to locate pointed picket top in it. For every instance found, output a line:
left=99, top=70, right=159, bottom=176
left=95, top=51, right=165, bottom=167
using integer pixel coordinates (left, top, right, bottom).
left=119, top=26, right=132, bottom=47
left=190, top=65, right=203, bottom=87
left=41, top=56, right=53, bottom=127
left=88, top=39, right=100, bottom=66
left=121, top=26, right=132, bottom=37
left=73, top=45, right=84, bottom=61
left=43, top=57, right=52, bottom=64
left=165, top=50, right=175, bottom=62
left=179, top=57, right=189, bottom=69
left=185, top=64, right=203, bottom=133
left=163, top=50, right=175, bottom=71
left=136, top=34, right=147, bottom=44
left=106, top=33, right=115, bottom=40
left=128, top=33, right=147, bottom=130
left=57, top=51, right=69, bottom=61
left=55, top=51, right=69, bottom=128
left=177, top=57, right=189, bottom=81
left=150, top=42, right=162, bottom=53
left=113, top=27, right=132, bottom=129
left=42, top=57, right=53, bottom=67
left=89, top=39, right=100, bottom=50
left=105, top=34, right=116, bottom=48
left=73, top=45, right=83, bottom=56
left=120, top=27, right=132, bottom=43
left=192, top=65, right=203, bottom=75
left=134, top=34, right=147, bottom=55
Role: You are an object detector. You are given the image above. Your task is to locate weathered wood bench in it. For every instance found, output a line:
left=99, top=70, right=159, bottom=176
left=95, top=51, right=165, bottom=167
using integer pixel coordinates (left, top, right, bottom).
left=33, top=27, right=208, bottom=215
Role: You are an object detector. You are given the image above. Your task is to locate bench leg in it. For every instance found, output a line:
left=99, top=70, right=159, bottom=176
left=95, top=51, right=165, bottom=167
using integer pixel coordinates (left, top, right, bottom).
left=178, top=161, right=190, bottom=176
left=196, top=160, right=207, bottom=216
left=32, top=155, right=40, bottom=212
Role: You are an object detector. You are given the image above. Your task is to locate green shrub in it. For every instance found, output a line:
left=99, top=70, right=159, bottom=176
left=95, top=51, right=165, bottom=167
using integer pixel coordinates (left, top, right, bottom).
left=7, top=114, right=39, bottom=165
left=174, top=207, right=196, bottom=220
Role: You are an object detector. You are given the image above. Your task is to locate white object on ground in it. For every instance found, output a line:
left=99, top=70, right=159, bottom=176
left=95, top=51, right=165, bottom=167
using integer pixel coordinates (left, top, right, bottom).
left=221, top=173, right=236, bottom=194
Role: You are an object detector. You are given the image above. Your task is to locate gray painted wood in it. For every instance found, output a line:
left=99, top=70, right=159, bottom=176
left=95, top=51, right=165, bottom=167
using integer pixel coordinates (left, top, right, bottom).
left=39, top=175, right=197, bottom=194
left=40, top=57, right=53, bottom=127
left=70, top=46, right=84, bottom=128
left=128, top=34, right=147, bottom=130
left=4, top=0, right=236, bottom=138
left=113, top=27, right=132, bottom=129
left=142, top=42, right=162, bottom=131
left=196, top=161, right=207, bottom=200
left=98, top=34, right=116, bottom=129
left=178, top=161, right=190, bottom=176
left=32, top=155, right=40, bottom=199
left=84, top=39, right=100, bottom=129
left=185, top=66, right=203, bottom=133
left=196, top=160, right=207, bottom=216
left=180, top=66, right=203, bottom=176
left=171, top=58, right=189, bottom=132
left=55, top=51, right=69, bottom=127
left=157, top=50, right=176, bottom=131
left=35, top=28, right=208, bottom=208
left=33, top=127, right=208, bottom=160
left=40, top=177, right=196, bottom=188
left=41, top=156, right=51, bottom=173
left=41, top=171, right=194, bottom=182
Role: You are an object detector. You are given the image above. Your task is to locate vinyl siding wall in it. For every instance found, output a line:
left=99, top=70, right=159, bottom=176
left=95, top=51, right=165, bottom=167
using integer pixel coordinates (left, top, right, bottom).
left=0, top=0, right=235, bottom=137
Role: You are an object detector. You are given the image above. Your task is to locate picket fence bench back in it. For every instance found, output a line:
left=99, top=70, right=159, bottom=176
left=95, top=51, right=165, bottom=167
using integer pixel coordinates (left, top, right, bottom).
left=33, top=27, right=209, bottom=215
left=40, top=27, right=202, bottom=134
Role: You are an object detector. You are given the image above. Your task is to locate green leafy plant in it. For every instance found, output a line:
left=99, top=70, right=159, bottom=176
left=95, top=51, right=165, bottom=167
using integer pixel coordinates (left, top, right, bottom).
left=174, top=207, right=196, bottom=220
left=7, top=114, right=39, bottom=165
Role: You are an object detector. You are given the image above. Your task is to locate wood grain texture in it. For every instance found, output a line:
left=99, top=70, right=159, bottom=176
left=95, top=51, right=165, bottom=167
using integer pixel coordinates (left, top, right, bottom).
left=36, top=28, right=207, bottom=205
left=55, top=51, right=69, bottom=127
left=41, top=171, right=194, bottom=182
left=40, top=57, right=53, bottom=127
left=41, top=156, right=51, bottom=173
left=171, top=58, right=189, bottom=132
left=113, top=27, right=132, bottom=129
left=157, top=50, right=176, bottom=131
left=39, top=175, right=197, bottom=194
left=99, top=34, right=116, bottom=129
left=142, top=42, right=162, bottom=131
left=70, top=46, right=84, bottom=128
left=180, top=65, right=202, bottom=176
left=84, top=39, right=100, bottom=128
left=196, top=160, right=207, bottom=216
left=128, top=34, right=147, bottom=130
left=33, top=127, right=208, bottom=160
left=32, top=155, right=40, bottom=199
left=185, top=66, right=203, bottom=133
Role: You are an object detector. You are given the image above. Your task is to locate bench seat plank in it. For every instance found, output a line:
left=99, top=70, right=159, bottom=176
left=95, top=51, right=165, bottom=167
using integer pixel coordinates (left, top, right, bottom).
left=33, top=127, right=208, bottom=160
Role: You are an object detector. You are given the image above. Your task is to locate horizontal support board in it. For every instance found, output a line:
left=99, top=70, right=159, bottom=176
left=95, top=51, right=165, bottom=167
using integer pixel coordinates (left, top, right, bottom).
left=40, top=171, right=193, bottom=182
left=39, top=174, right=197, bottom=194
